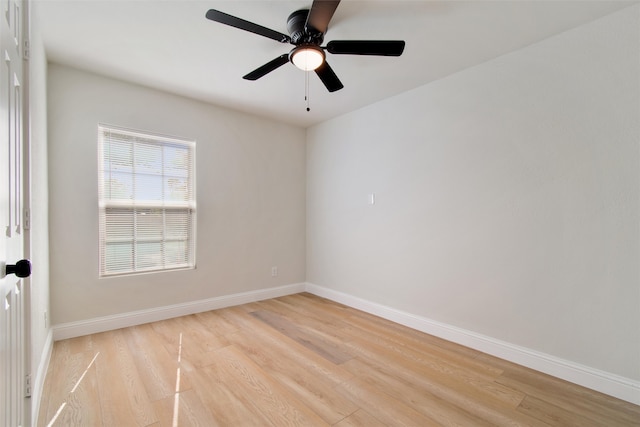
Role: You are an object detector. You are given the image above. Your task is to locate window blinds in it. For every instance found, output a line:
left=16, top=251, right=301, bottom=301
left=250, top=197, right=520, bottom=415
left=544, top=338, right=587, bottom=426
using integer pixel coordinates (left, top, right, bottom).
left=98, top=125, right=196, bottom=276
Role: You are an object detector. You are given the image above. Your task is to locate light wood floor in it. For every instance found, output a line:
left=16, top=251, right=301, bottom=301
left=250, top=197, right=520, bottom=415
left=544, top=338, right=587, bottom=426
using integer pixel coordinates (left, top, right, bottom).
left=38, top=293, right=639, bottom=426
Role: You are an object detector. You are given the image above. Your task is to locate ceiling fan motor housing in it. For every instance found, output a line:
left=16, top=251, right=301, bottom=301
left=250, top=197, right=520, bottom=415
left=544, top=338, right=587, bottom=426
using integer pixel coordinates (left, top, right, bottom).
left=287, top=9, right=324, bottom=45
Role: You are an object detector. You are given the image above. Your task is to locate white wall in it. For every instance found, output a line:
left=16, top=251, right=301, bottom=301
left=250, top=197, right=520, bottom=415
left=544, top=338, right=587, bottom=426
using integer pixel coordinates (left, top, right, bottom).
left=47, top=64, right=306, bottom=325
left=27, top=6, right=52, bottom=424
left=307, top=4, right=639, bottom=384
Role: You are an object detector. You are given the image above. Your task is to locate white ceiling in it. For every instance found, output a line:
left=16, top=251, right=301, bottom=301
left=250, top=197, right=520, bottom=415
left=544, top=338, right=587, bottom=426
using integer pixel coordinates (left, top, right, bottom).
left=34, top=0, right=635, bottom=128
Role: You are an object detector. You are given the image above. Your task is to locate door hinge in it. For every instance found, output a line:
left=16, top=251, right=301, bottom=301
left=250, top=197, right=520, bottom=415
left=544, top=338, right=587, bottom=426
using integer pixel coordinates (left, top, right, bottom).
left=23, top=208, right=30, bottom=230
left=25, top=374, right=32, bottom=398
left=23, top=39, right=30, bottom=60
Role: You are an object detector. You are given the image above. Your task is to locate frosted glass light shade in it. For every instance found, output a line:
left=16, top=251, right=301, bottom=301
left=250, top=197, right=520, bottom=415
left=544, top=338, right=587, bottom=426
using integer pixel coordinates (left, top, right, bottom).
left=291, top=46, right=325, bottom=71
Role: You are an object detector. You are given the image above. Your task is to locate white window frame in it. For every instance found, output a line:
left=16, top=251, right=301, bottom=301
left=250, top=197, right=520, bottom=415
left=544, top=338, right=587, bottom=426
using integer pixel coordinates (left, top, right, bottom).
left=97, top=124, right=196, bottom=277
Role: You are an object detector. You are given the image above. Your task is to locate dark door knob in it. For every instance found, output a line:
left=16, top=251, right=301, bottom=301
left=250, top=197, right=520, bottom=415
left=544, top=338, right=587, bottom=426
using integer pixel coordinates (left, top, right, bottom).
left=6, top=259, right=31, bottom=278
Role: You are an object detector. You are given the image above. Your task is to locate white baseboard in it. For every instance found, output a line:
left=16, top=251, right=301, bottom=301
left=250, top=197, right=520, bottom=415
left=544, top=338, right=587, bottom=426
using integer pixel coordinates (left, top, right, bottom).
left=48, top=281, right=639, bottom=405
left=304, top=282, right=640, bottom=406
left=52, top=283, right=305, bottom=341
left=31, top=329, right=53, bottom=427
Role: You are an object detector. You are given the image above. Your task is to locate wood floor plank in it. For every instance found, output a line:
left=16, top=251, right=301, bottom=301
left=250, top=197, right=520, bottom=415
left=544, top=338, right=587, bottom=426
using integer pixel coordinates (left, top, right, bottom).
left=93, top=330, right=158, bottom=426
left=476, top=352, right=640, bottom=425
left=340, top=322, right=502, bottom=381
left=258, top=295, right=351, bottom=331
left=335, top=376, right=440, bottom=426
left=343, top=357, right=495, bottom=427
left=332, top=409, right=387, bottom=427
left=498, top=368, right=640, bottom=426
left=255, top=298, right=357, bottom=354
left=173, top=314, right=230, bottom=353
left=183, top=358, right=271, bottom=426
left=341, top=329, right=548, bottom=426
left=227, top=329, right=358, bottom=424
left=193, top=309, right=239, bottom=336
left=50, top=353, right=102, bottom=426
left=478, top=352, right=639, bottom=412
left=342, top=311, right=501, bottom=377
left=41, top=345, right=100, bottom=426
left=517, top=395, right=622, bottom=427
left=256, top=297, right=361, bottom=354
left=205, top=345, right=330, bottom=426
left=123, top=323, right=192, bottom=401
left=66, top=334, right=96, bottom=355
left=340, top=324, right=526, bottom=408
left=150, top=315, right=229, bottom=370
left=152, top=389, right=220, bottom=427
left=299, top=293, right=485, bottom=360
left=214, top=305, right=267, bottom=334
left=225, top=309, right=355, bottom=387
left=250, top=309, right=354, bottom=364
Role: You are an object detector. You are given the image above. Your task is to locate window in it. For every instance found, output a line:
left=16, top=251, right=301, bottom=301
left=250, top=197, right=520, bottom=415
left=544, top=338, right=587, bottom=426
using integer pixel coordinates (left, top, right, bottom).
left=98, top=125, right=196, bottom=277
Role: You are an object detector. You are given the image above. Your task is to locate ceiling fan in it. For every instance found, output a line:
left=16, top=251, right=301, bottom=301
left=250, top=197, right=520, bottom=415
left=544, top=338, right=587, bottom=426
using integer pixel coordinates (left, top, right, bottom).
left=205, top=0, right=405, bottom=92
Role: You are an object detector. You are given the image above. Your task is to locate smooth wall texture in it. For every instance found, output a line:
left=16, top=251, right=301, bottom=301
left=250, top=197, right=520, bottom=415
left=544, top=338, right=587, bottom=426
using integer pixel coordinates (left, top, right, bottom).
left=48, top=64, right=306, bottom=325
left=307, top=5, right=639, bottom=381
left=27, top=13, right=52, bottom=424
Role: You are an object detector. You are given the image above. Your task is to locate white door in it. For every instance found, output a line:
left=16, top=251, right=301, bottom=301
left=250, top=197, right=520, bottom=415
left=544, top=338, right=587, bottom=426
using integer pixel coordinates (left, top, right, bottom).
left=0, top=0, right=28, bottom=425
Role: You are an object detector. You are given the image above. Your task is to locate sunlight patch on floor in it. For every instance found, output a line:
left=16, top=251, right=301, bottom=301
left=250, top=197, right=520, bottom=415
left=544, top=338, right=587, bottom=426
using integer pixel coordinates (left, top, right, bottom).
left=46, top=352, right=100, bottom=427
left=172, top=332, right=183, bottom=427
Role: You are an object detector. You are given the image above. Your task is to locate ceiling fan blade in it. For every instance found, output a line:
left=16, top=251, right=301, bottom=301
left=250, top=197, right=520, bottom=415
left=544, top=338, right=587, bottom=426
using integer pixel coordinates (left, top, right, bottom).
left=206, top=9, right=291, bottom=44
left=315, top=61, right=343, bottom=92
left=327, top=40, right=405, bottom=56
left=243, top=54, right=290, bottom=80
left=305, top=0, right=341, bottom=34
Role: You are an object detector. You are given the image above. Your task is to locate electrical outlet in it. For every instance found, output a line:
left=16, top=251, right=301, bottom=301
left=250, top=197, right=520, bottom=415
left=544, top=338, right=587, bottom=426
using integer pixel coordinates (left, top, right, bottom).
left=271, top=266, right=278, bottom=277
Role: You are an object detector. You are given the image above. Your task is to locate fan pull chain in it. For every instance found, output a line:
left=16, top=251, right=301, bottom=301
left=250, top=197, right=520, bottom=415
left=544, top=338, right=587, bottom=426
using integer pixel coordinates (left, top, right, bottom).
left=305, top=71, right=310, bottom=112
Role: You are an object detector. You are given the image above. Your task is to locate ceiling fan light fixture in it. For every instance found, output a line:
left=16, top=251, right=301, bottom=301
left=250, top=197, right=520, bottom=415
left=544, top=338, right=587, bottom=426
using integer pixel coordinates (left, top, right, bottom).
left=290, top=45, right=325, bottom=71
